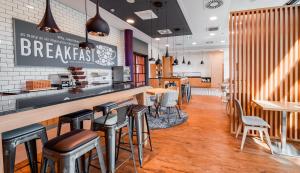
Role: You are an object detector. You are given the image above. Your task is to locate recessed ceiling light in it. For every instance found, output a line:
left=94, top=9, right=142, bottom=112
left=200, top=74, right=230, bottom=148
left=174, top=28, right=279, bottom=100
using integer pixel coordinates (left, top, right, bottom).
left=165, top=44, right=169, bottom=47
left=192, top=42, right=197, bottom=45
left=155, top=38, right=160, bottom=41
left=126, top=19, right=135, bottom=24
left=220, top=40, right=225, bottom=43
left=219, top=49, right=224, bottom=52
left=210, top=33, right=215, bottom=36
left=134, top=10, right=158, bottom=20
left=127, top=0, right=135, bottom=3
left=25, top=4, right=34, bottom=9
left=157, top=29, right=172, bottom=35
left=209, top=16, right=218, bottom=21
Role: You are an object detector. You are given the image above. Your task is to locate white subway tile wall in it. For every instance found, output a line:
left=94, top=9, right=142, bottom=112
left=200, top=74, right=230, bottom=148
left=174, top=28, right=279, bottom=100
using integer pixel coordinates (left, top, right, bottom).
left=0, top=0, right=125, bottom=91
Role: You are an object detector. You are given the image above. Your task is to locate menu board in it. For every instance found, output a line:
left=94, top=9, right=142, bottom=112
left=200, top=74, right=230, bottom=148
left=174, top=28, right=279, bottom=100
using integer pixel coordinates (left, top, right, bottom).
left=13, top=18, right=117, bottom=68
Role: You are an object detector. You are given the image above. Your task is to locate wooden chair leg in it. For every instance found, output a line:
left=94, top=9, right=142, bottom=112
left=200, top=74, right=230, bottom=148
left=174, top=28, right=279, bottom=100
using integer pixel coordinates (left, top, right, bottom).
left=259, top=130, right=264, bottom=141
left=241, top=126, right=249, bottom=151
left=263, top=128, right=273, bottom=154
left=236, top=123, right=242, bottom=138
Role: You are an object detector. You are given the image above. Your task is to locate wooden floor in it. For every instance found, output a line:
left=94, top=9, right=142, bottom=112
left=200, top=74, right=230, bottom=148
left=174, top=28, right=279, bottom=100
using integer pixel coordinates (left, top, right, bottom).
left=16, top=96, right=300, bottom=173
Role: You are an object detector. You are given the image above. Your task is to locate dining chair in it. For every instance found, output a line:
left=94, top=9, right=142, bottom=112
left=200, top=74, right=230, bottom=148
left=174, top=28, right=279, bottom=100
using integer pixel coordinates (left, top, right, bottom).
left=234, top=99, right=273, bottom=154
left=144, top=93, right=157, bottom=117
left=160, top=91, right=181, bottom=124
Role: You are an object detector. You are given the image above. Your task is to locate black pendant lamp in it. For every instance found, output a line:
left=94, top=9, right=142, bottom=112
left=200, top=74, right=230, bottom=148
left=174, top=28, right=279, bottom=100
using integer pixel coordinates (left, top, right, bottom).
left=149, top=49, right=155, bottom=61
left=86, top=0, right=110, bottom=36
left=149, top=1, right=155, bottom=61
left=187, top=60, right=191, bottom=65
left=201, top=58, right=204, bottom=64
left=79, top=0, right=95, bottom=50
left=182, top=34, right=186, bottom=64
left=165, top=46, right=169, bottom=58
left=182, top=56, right=186, bottom=64
left=174, top=57, right=178, bottom=65
left=37, top=0, right=61, bottom=33
left=173, top=35, right=178, bottom=65
left=164, top=2, right=170, bottom=58
left=155, top=53, right=162, bottom=65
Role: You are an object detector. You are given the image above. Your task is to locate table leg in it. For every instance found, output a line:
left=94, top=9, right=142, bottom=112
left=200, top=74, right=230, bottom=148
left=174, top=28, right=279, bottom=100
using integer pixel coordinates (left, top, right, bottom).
left=105, top=125, right=116, bottom=173
left=281, top=111, right=287, bottom=151
left=0, top=134, right=3, bottom=173
left=271, top=111, right=300, bottom=156
left=135, top=113, right=143, bottom=167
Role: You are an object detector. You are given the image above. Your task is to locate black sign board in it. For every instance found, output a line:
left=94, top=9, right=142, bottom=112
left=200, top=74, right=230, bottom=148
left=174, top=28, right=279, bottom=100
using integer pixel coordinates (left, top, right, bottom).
left=13, top=19, right=118, bottom=68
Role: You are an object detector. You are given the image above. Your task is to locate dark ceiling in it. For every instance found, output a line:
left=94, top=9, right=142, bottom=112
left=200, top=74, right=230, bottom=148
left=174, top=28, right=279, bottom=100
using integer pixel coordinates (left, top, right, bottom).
left=90, top=0, right=192, bottom=38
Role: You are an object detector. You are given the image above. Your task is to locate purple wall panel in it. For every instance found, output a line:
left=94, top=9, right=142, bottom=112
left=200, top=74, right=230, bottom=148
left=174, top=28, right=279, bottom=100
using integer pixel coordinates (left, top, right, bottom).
left=124, top=29, right=134, bottom=80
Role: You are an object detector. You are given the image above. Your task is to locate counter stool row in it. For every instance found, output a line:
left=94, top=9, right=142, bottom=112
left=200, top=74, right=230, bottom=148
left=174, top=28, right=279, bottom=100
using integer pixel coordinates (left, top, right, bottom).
left=2, top=101, right=153, bottom=173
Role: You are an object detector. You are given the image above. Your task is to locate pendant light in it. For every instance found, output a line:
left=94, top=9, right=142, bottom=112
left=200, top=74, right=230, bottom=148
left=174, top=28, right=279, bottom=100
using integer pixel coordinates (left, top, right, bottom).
left=149, top=0, right=155, bottom=61
left=37, top=0, right=61, bottom=33
left=201, top=57, right=204, bottom=64
left=164, top=1, right=170, bottom=58
left=182, top=34, right=186, bottom=64
left=155, top=54, right=162, bottom=65
left=86, top=0, right=110, bottom=36
left=173, top=35, right=178, bottom=65
left=187, top=52, right=191, bottom=65
left=155, top=39, right=162, bottom=65
left=79, top=0, right=95, bottom=50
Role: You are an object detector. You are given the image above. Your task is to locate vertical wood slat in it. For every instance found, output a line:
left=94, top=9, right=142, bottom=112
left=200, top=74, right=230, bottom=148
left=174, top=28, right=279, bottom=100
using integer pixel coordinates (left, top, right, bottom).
left=229, top=5, right=300, bottom=141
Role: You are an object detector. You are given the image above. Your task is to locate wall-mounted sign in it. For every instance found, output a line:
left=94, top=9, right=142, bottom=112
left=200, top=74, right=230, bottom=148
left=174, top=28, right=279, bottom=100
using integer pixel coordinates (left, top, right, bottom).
left=13, top=19, right=118, bottom=68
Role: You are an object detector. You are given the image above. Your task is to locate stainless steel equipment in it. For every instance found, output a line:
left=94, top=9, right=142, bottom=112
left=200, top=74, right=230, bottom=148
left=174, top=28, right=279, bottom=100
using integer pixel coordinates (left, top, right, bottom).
left=112, top=66, right=131, bottom=83
left=48, top=73, right=74, bottom=88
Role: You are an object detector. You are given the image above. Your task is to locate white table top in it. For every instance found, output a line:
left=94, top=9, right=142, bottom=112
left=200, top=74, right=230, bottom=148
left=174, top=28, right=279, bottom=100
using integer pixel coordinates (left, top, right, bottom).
left=253, top=100, right=300, bottom=112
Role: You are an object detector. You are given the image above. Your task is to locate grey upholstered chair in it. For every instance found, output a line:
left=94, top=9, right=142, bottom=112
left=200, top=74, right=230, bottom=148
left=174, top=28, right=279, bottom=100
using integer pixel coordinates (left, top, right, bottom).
left=160, top=91, right=181, bottom=124
left=234, top=99, right=273, bottom=154
left=143, top=93, right=156, bottom=116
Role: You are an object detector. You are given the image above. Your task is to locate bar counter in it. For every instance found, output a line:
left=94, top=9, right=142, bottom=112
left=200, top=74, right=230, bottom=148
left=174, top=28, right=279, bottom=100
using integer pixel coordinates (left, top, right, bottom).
left=0, top=84, right=150, bottom=172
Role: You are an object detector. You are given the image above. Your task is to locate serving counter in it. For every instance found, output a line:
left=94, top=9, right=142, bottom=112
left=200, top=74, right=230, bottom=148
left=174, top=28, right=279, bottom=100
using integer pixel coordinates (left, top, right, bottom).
left=0, top=84, right=150, bottom=172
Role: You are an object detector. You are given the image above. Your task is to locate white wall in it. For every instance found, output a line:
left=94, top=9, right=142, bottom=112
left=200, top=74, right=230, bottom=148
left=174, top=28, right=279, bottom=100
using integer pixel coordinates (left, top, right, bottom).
left=0, top=0, right=125, bottom=91
left=173, top=51, right=223, bottom=77
left=173, top=51, right=224, bottom=87
left=223, top=47, right=230, bottom=81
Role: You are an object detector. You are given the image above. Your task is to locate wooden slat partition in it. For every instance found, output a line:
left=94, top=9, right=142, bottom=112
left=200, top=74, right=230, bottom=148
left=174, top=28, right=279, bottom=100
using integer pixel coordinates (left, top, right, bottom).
left=229, top=5, right=300, bottom=141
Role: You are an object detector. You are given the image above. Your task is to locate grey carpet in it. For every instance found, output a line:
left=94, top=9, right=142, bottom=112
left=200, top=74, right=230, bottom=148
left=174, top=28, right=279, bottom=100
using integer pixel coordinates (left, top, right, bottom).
left=147, top=108, right=188, bottom=130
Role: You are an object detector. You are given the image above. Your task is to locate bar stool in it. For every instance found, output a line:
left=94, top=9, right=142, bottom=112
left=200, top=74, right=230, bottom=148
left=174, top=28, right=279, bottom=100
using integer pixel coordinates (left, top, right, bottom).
left=181, top=83, right=191, bottom=103
left=91, top=103, right=137, bottom=173
left=128, top=104, right=153, bottom=168
left=2, top=123, right=51, bottom=173
left=57, top=109, right=94, bottom=136
left=41, top=129, right=106, bottom=173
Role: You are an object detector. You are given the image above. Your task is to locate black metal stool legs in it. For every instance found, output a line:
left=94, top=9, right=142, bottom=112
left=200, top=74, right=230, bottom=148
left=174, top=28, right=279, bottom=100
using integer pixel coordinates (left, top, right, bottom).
left=127, top=119, right=138, bottom=173
left=24, top=140, right=38, bottom=173
left=3, top=143, right=16, bottom=173
left=105, top=125, right=117, bottom=173
left=144, top=113, right=153, bottom=151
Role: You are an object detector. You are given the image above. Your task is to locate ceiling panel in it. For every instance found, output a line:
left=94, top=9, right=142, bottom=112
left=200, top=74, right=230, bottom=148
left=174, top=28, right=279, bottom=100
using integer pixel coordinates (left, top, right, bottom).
left=90, top=0, right=192, bottom=38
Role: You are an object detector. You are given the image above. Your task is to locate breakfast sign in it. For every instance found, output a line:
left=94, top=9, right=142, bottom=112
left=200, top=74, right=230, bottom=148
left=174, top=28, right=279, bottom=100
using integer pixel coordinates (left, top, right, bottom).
left=13, top=18, right=118, bottom=68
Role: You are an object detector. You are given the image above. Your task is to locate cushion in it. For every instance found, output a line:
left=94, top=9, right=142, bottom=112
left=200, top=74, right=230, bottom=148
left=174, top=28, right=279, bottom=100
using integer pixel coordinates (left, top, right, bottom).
left=243, top=116, right=270, bottom=128
left=3, top=123, right=44, bottom=141
left=44, top=129, right=98, bottom=153
left=61, top=109, right=93, bottom=119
